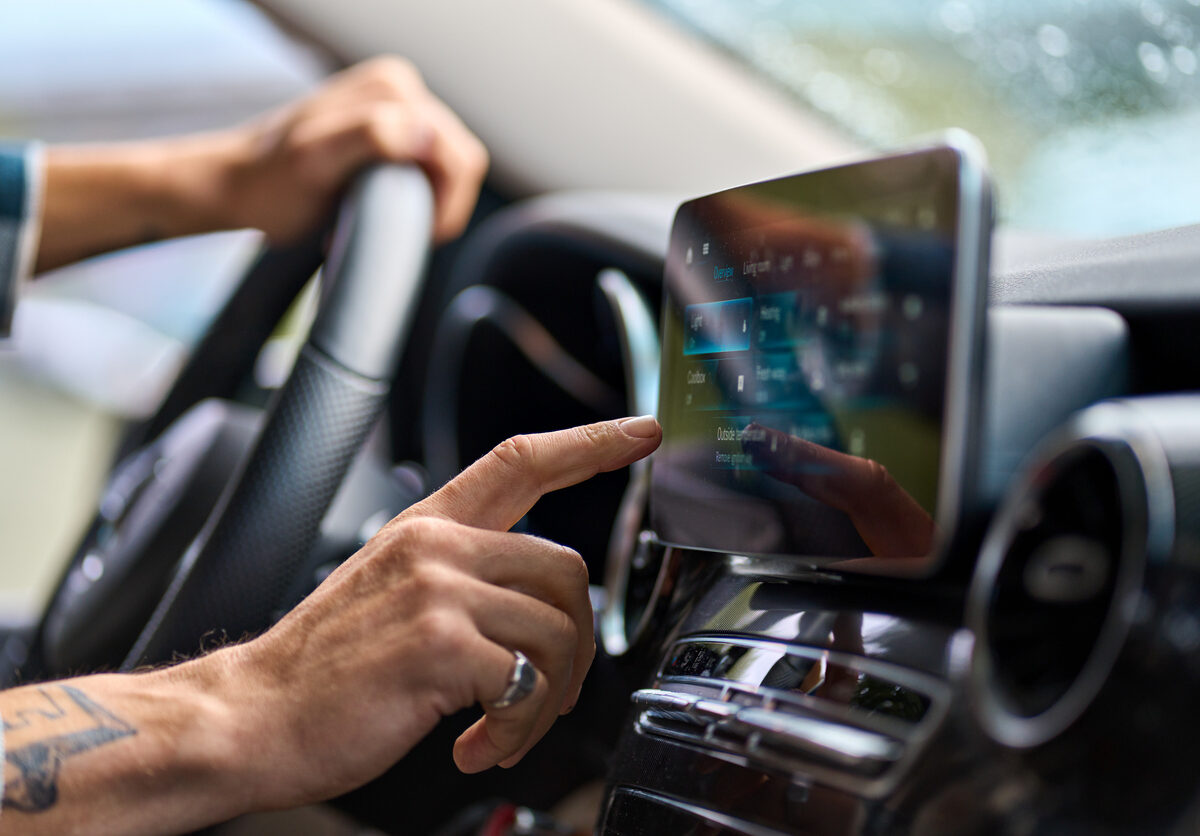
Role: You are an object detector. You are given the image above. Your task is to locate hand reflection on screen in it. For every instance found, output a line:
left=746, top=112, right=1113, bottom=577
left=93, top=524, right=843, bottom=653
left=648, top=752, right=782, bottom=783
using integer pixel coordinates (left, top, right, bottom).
left=742, top=422, right=934, bottom=558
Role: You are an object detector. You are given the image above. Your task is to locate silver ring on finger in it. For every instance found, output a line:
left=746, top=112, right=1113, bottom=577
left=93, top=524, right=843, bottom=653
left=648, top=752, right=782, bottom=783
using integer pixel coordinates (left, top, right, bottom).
left=489, top=649, right=537, bottom=709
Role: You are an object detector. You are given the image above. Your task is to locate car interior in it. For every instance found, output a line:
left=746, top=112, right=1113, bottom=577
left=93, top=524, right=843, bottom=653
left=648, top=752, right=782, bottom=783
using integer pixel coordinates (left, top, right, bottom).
left=2, top=1, right=1200, bottom=834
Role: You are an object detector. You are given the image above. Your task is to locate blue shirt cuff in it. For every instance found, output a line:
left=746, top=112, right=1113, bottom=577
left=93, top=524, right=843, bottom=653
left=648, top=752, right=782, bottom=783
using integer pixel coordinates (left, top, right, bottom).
left=0, top=141, right=44, bottom=340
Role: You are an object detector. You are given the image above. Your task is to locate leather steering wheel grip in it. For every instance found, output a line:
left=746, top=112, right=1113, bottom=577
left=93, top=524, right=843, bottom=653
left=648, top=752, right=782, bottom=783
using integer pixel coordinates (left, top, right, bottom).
left=122, top=165, right=434, bottom=669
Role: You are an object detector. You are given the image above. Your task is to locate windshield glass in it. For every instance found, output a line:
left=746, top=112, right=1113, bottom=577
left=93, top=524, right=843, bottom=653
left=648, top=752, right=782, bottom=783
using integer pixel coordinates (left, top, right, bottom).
left=643, top=0, right=1200, bottom=236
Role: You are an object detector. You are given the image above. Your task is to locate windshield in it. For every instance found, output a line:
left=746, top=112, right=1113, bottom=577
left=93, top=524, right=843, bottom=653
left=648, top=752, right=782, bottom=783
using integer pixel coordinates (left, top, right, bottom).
left=643, top=0, right=1200, bottom=237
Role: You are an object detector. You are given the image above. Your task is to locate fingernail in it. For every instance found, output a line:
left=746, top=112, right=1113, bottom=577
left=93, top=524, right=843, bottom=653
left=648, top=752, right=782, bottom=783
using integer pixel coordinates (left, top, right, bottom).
left=618, top=415, right=659, bottom=439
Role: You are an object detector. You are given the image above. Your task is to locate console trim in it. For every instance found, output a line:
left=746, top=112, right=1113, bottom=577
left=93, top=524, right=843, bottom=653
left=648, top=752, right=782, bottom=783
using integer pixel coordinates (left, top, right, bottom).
left=631, top=634, right=950, bottom=797
left=605, top=787, right=794, bottom=836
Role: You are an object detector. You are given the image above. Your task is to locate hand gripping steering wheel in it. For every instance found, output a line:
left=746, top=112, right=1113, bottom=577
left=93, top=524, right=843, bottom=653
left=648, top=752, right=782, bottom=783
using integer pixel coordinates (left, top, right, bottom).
left=28, top=165, right=433, bottom=675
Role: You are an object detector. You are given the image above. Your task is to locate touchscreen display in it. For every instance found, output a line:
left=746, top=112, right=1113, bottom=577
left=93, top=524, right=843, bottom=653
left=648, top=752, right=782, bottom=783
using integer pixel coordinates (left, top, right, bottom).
left=651, top=147, right=982, bottom=563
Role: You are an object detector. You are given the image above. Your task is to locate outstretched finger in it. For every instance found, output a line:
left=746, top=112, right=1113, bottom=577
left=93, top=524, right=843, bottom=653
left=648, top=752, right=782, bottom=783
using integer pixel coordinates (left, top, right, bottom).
left=406, top=416, right=661, bottom=532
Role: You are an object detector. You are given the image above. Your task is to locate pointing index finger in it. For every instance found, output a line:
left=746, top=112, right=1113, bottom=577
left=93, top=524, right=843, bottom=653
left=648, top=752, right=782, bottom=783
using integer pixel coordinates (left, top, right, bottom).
left=407, top=416, right=661, bottom=531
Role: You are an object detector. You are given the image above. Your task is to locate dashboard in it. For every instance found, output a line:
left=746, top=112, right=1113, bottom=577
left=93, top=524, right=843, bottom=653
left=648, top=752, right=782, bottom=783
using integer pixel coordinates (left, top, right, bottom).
left=411, top=145, right=1200, bottom=835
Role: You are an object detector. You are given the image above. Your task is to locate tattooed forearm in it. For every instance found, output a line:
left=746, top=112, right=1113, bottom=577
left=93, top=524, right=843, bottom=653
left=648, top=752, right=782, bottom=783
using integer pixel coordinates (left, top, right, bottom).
left=2, top=685, right=136, bottom=812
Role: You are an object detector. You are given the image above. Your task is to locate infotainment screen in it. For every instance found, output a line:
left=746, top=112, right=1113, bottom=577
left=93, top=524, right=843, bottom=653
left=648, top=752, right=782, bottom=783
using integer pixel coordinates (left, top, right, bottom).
left=650, top=141, right=991, bottom=568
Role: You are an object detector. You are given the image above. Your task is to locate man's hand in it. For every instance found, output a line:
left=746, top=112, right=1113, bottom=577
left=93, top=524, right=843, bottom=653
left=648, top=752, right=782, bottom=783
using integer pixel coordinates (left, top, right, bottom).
left=230, top=415, right=661, bottom=807
left=0, top=417, right=660, bottom=835
left=223, top=57, right=489, bottom=245
left=35, top=57, right=488, bottom=272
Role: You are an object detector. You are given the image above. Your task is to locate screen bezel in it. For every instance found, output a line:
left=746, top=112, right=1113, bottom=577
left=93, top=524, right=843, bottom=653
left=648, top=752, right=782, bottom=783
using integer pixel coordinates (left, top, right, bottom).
left=648, top=135, right=992, bottom=577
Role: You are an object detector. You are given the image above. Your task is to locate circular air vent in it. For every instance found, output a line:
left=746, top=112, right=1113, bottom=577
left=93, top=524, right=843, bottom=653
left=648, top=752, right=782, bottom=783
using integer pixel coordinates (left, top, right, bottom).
left=967, top=400, right=1174, bottom=748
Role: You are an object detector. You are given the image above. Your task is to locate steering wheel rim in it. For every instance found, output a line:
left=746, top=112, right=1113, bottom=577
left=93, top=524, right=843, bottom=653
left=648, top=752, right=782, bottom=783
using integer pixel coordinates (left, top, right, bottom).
left=32, top=164, right=433, bottom=674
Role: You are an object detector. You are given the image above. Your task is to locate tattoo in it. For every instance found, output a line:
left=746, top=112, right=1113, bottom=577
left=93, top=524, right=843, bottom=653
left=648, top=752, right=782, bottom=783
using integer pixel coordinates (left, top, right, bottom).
left=2, top=685, right=136, bottom=812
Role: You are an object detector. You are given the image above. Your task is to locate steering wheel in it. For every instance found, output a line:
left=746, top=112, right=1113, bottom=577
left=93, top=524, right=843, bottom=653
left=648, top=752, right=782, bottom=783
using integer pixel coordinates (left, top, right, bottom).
left=25, top=165, right=433, bottom=677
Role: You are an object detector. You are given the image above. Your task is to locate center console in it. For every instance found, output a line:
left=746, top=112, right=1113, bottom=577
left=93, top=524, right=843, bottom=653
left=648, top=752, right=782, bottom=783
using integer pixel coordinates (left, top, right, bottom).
left=598, top=138, right=994, bottom=835
left=594, top=136, right=1200, bottom=834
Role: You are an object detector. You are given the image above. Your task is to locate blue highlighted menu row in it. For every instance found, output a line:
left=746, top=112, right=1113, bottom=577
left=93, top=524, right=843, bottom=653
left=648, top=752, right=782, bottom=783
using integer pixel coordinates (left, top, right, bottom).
left=684, top=298, right=752, bottom=356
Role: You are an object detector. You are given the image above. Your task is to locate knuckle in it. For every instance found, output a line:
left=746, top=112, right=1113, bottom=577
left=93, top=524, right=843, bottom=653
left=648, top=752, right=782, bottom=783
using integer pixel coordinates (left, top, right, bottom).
left=490, top=434, right=537, bottom=474
left=864, top=459, right=895, bottom=493
left=359, top=110, right=398, bottom=155
left=465, top=138, right=490, bottom=177
left=364, top=515, right=462, bottom=585
left=560, top=548, right=590, bottom=588
left=390, top=515, right=445, bottom=550
left=368, top=55, right=422, bottom=92
left=411, top=607, right=470, bottom=656
left=547, top=608, right=579, bottom=649
left=577, top=421, right=613, bottom=449
left=404, top=560, right=456, bottom=601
